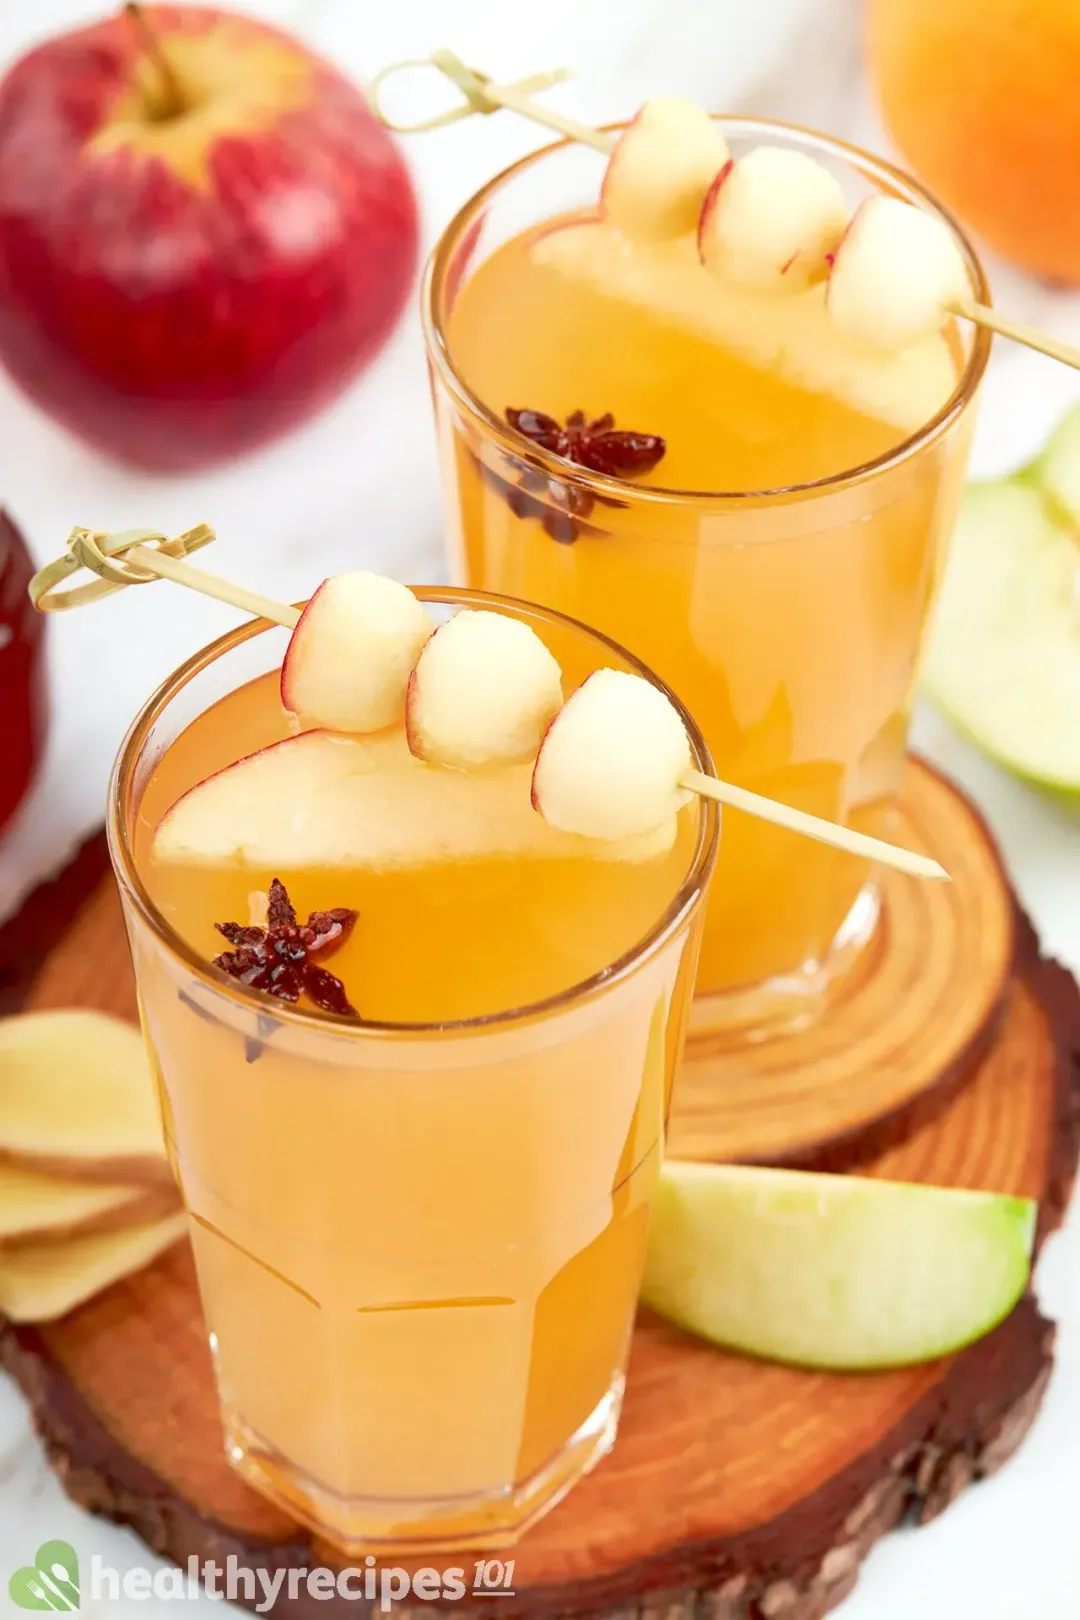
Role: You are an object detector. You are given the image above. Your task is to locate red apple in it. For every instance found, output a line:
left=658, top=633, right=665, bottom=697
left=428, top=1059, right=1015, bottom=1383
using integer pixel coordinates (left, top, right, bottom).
left=0, top=508, right=47, bottom=836
left=0, top=5, right=419, bottom=471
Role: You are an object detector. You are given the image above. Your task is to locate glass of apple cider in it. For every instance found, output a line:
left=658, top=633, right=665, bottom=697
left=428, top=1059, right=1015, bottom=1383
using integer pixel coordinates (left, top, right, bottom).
left=424, top=119, right=989, bottom=1036
left=107, top=588, right=717, bottom=1554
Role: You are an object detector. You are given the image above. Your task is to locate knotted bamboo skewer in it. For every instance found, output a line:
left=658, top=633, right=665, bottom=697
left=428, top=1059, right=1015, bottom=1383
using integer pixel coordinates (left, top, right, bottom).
left=368, top=50, right=1080, bottom=374
left=29, top=526, right=948, bottom=882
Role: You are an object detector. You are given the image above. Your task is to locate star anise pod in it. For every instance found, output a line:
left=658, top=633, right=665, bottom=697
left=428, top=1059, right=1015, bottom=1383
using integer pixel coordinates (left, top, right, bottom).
left=213, top=878, right=358, bottom=1019
left=474, top=457, right=605, bottom=545
left=491, top=407, right=666, bottom=544
left=507, top=407, right=666, bottom=479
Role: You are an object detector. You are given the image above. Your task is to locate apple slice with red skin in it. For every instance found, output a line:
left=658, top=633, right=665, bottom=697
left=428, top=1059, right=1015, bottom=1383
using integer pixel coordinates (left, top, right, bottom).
left=0, top=6, right=418, bottom=472
left=602, top=97, right=729, bottom=244
left=153, top=728, right=678, bottom=871
left=281, top=573, right=434, bottom=734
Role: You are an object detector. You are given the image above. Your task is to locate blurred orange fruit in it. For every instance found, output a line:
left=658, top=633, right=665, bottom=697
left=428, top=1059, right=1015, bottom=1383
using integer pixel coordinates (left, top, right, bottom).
left=868, top=0, right=1080, bottom=284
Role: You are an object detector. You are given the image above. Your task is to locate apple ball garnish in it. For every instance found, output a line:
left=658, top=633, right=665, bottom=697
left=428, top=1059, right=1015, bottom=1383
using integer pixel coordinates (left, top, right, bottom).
left=531, top=669, right=692, bottom=840
left=0, top=5, right=419, bottom=472
left=826, top=196, right=970, bottom=350
left=281, top=573, right=434, bottom=734
left=406, top=611, right=563, bottom=769
left=601, top=97, right=730, bottom=244
left=698, top=147, right=849, bottom=294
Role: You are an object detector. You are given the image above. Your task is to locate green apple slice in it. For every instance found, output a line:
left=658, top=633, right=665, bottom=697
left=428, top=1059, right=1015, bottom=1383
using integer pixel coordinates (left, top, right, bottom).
left=641, top=1161, right=1035, bottom=1370
left=1036, top=401, right=1080, bottom=528
left=921, top=467, right=1080, bottom=791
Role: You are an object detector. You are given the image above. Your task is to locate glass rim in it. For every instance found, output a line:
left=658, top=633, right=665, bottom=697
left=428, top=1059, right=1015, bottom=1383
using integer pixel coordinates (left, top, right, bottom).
left=107, top=585, right=720, bottom=1042
left=422, top=114, right=992, bottom=507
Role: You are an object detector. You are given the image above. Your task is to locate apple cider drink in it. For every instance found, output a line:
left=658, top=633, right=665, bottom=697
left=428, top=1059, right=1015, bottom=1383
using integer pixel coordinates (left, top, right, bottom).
left=110, top=582, right=717, bottom=1552
left=427, top=113, right=988, bottom=1027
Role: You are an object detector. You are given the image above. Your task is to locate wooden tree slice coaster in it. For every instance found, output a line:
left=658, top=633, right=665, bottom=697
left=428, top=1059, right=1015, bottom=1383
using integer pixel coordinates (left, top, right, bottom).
left=0, top=760, right=1078, bottom=1620
left=674, top=759, right=1017, bottom=1170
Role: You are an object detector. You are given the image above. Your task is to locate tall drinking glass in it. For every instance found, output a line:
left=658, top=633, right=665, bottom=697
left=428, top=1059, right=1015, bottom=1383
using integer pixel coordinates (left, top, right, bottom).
left=107, top=590, right=718, bottom=1553
left=424, top=120, right=989, bottom=1036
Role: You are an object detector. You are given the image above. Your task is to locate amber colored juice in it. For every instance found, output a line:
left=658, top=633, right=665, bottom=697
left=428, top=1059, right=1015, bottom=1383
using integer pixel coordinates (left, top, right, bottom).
left=438, top=218, right=973, bottom=1004
left=127, top=663, right=705, bottom=1548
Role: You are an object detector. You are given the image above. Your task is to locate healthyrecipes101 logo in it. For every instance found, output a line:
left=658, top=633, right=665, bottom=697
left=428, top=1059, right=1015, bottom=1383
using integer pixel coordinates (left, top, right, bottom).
left=9, top=1542, right=518, bottom=1611
left=9, top=1542, right=81, bottom=1611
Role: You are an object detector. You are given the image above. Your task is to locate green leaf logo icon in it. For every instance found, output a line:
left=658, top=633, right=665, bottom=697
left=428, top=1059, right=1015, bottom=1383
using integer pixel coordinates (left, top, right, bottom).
left=8, top=1542, right=80, bottom=1611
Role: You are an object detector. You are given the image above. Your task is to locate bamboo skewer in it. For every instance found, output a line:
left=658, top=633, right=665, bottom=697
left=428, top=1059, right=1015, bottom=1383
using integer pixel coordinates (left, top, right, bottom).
left=425, top=51, right=613, bottom=155
left=678, top=771, right=942, bottom=882
left=369, top=51, right=1080, bottom=376
left=126, top=546, right=301, bottom=630
left=29, top=526, right=948, bottom=883
left=949, top=299, right=1080, bottom=370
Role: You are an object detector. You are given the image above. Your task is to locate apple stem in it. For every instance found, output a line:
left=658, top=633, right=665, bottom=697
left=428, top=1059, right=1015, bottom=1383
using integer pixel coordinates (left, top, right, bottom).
left=124, top=3, right=185, bottom=120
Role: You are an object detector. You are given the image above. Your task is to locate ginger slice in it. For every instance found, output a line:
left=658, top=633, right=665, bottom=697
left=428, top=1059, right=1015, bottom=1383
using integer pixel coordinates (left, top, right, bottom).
left=0, top=1212, right=187, bottom=1322
left=0, top=1160, right=178, bottom=1246
left=0, top=1010, right=170, bottom=1186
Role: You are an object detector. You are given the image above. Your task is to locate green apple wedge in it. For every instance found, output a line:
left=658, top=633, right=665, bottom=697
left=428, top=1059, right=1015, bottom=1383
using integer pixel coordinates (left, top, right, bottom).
left=1039, top=400, right=1080, bottom=528
left=921, top=404, right=1080, bottom=793
left=640, top=1161, right=1036, bottom=1371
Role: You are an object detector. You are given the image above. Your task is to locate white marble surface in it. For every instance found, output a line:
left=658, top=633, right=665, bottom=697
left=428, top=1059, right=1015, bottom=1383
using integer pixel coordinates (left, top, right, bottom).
left=0, top=1, right=1079, bottom=1615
